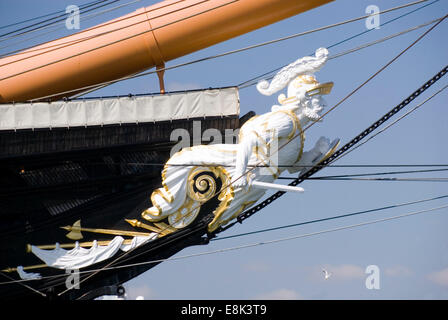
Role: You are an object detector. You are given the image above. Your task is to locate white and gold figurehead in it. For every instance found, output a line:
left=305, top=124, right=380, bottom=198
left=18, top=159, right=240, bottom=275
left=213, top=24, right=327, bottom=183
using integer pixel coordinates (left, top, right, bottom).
left=141, top=48, right=340, bottom=232
left=257, top=47, right=334, bottom=121
left=276, top=74, right=334, bottom=122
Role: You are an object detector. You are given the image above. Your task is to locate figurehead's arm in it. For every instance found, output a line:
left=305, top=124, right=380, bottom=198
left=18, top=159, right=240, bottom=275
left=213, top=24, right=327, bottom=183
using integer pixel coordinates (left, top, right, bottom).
left=233, top=111, right=297, bottom=188
left=233, top=131, right=257, bottom=188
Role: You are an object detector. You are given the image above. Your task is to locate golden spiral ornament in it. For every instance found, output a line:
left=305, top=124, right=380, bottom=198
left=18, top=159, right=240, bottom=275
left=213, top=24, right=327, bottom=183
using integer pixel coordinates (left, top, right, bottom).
left=187, top=168, right=218, bottom=203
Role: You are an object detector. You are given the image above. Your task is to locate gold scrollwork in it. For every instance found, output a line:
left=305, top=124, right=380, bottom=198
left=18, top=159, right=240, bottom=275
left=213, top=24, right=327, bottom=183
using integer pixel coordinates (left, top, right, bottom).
left=168, top=198, right=201, bottom=229
left=187, top=168, right=218, bottom=203
left=184, top=166, right=235, bottom=232
left=206, top=167, right=235, bottom=233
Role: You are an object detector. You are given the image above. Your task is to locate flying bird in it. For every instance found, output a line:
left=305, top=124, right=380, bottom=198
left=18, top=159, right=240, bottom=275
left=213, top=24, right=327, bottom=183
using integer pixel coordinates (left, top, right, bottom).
left=322, top=268, right=332, bottom=280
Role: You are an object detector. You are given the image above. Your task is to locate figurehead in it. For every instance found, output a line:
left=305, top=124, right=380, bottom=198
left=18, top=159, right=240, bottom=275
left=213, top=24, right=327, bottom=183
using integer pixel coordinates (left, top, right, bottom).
left=277, top=74, right=333, bottom=106
left=256, top=47, right=331, bottom=97
left=256, top=47, right=334, bottom=121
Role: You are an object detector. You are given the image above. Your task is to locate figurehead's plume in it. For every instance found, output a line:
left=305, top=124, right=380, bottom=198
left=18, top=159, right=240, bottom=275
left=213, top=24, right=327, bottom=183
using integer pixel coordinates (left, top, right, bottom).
left=256, top=47, right=329, bottom=96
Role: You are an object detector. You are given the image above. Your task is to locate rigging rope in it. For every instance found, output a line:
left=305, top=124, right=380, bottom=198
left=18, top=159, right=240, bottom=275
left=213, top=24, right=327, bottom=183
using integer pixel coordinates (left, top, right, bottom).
left=31, top=11, right=445, bottom=101
left=0, top=0, right=206, bottom=67
left=237, top=0, right=441, bottom=89
left=216, top=16, right=448, bottom=205
left=0, top=0, right=107, bottom=30
left=0, top=0, right=120, bottom=42
left=282, top=177, right=448, bottom=182
left=2, top=168, right=448, bottom=199
left=2, top=200, right=447, bottom=286
left=0, top=0, right=445, bottom=296
left=0, top=0, right=144, bottom=56
left=0, top=0, right=201, bottom=62
left=2, top=196, right=447, bottom=285
left=0, top=0, right=237, bottom=82
left=0, top=0, right=435, bottom=101
left=25, top=16, right=441, bottom=101
left=0, top=0, right=430, bottom=61
left=218, top=63, right=448, bottom=234
left=279, top=168, right=448, bottom=180
left=2, top=61, right=447, bottom=299
left=59, top=163, right=448, bottom=168
left=332, top=84, right=448, bottom=163
left=50, top=18, right=448, bottom=294
left=57, top=23, right=448, bottom=295
left=305, top=16, right=447, bottom=132
left=0, top=271, right=46, bottom=297
left=212, top=194, right=448, bottom=241
left=0, top=0, right=112, bottom=36
left=83, top=14, right=444, bottom=99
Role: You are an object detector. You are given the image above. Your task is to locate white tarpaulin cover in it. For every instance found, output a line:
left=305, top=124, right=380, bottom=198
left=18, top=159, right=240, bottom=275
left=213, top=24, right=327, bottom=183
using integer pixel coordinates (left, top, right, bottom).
left=16, top=266, right=42, bottom=280
left=30, top=235, right=156, bottom=270
left=0, top=87, right=239, bottom=131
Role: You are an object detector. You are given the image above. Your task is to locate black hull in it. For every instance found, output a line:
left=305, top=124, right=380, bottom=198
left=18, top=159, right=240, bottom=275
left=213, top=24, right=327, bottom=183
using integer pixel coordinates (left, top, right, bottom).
left=0, top=111, right=253, bottom=300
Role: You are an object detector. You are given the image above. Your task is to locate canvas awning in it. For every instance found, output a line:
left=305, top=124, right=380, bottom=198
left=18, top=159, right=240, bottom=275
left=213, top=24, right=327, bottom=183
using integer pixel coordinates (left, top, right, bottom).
left=0, top=87, right=239, bottom=131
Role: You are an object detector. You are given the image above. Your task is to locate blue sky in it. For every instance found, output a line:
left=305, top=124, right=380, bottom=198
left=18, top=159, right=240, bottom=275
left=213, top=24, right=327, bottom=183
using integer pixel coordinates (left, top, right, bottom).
left=1, top=0, right=447, bottom=299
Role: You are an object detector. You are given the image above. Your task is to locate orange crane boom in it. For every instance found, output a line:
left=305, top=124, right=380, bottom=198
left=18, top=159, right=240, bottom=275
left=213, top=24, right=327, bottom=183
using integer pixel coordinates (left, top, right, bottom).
left=0, top=0, right=332, bottom=103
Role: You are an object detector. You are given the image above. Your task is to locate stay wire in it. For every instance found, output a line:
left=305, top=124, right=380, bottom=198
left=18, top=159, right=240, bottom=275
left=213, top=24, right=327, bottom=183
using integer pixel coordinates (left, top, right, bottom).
left=283, top=177, right=448, bottom=182
left=0, top=271, right=46, bottom=297
left=303, top=15, right=447, bottom=134
left=0, top=0, right=237, bottom=83
left=0, top=0, right=120, bottom=42
left=328, top=17, right=443, bottom=60
left=275, top=83, right=448, bottom=173
left=1, top=0, right=429, bottom=61
left=32, top=161, right=448, bottom=170
left=237, top=0, right=441, bottom=89
left=24, top=13, right=443, bottom=102
left=4, top=165, right=448, bottom=200
left=77, top=15, right=444, bottom=99
left=78, top=14, right=444, bottom=99
left=1, top=196, right=447, bottom=286
left=8, top=68, right=446, bottom=295
left=0, top=0, right=110, bottom=35
left=2, top=168, right=448, bottom=200
left=0, top=0, right=145, bottom=57
left=278, top=167, right=448, bottom=180
left=0, top=0, right=106, bottom=30
left=223, top=68, right=448, bottom=232
left=55, top=57, right=448, bottom=294
left=60, top=162, right=448, bottom=168
left=212, top=194, right=448, bottom=241
left=0, top=0, right=431, bottom=101
left=332, top=84, right=448, bottom=163
left=0, top=1, right=440, bottom=294
left=0, top=0, right=197, bottom=63
left=67, top=19, right=448, bottom=291
left=223, top=16, right=448, bottom=199
left=6, top=2, right=444, bottom=294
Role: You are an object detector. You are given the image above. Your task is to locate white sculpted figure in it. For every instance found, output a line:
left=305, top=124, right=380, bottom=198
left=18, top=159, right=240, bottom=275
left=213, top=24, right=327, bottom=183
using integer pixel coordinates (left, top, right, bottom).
left=142, top=48, right=340, bottom=232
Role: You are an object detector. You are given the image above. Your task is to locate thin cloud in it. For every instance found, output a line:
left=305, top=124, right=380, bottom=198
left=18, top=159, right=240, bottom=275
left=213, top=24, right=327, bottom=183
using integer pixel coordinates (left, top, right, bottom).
left=384, top=266, right=413, bottom=277
left=254, top=288, right=302, bottom=300
left=427, top=268, right=448, bottom=287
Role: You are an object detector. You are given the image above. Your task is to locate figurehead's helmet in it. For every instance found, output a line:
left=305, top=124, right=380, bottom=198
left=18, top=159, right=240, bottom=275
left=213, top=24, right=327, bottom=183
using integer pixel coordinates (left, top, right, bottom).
left=277, top=74, right=334, bottom=105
